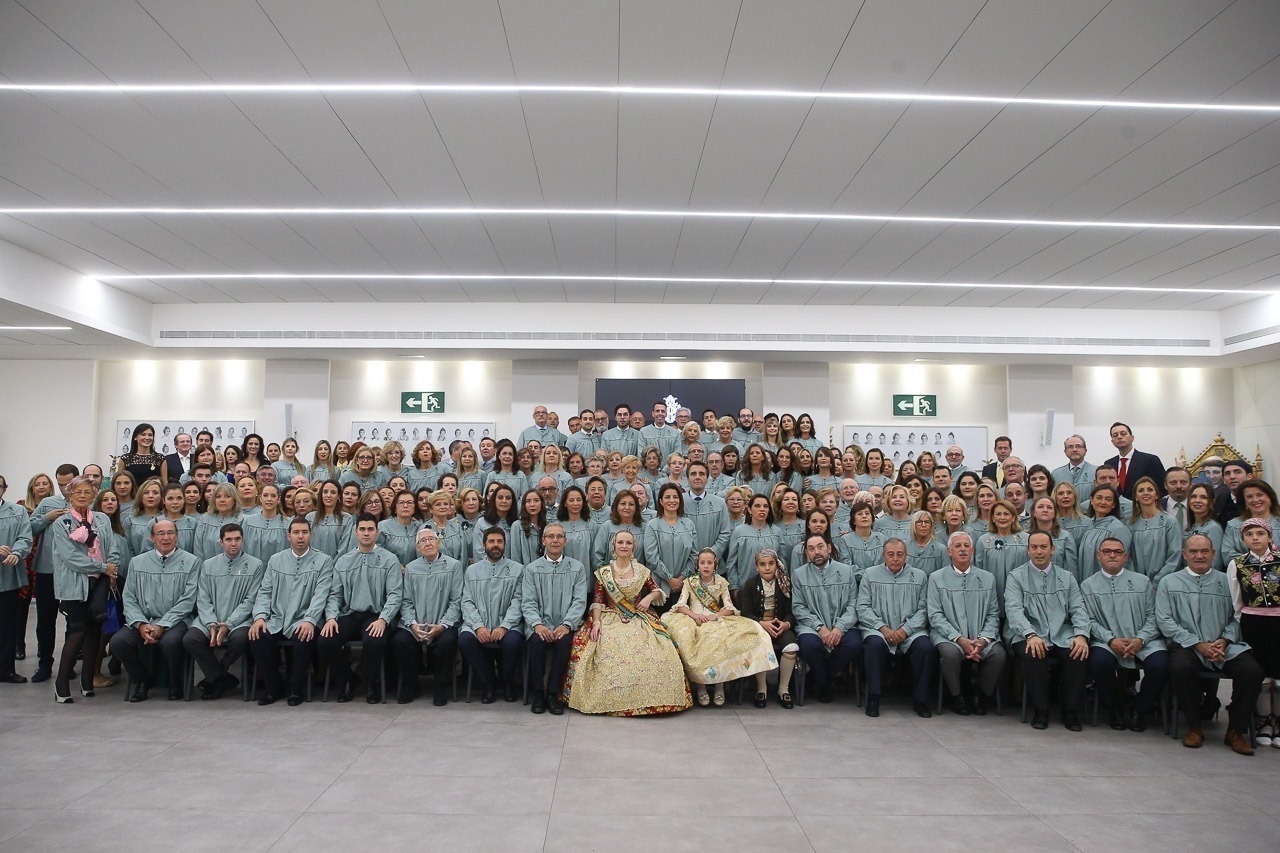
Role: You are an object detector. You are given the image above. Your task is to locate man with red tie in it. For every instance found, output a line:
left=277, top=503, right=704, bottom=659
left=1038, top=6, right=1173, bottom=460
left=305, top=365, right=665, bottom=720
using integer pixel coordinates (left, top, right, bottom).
left=1105, top=422, right=1167, bottom=500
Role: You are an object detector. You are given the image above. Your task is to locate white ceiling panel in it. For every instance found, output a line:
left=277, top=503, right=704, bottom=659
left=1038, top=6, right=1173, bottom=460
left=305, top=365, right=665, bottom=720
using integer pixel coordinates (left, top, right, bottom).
left=424, top=95, right=545, bottom=205
left=720, top=1, right=862, bottom=89
left=522, top=96, right=617, bottom=205
left=614, top=219, right=682, bottom=274
left=824, top=0, right=987, bottom=90
left=502, top=1, right=619, bottom=83
left=619, top=0, right=738, bottom=85
left=616, top=99, right=714, bottom=206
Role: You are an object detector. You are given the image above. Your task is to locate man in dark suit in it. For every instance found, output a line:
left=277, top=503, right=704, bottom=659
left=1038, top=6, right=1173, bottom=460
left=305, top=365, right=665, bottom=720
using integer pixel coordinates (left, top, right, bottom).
left=1104, top=422, right=1165, bottom=499
left=1214, top=459, right=1252, bottom=528
left=165, top=432, right=194, bottom=483
left=980, top=436, right=1013, bottom=487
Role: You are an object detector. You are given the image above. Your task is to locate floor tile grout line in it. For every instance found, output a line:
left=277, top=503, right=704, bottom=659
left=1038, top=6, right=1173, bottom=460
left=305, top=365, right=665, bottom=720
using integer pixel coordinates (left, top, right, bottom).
left=539, top=711, right=571, bottom=851
left=737, top=706, right=819, bottom=852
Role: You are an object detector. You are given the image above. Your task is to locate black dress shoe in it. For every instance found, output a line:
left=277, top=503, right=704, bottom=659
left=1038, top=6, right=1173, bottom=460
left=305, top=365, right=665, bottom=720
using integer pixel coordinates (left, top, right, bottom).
left=1108, top=706, right=1127, bottom=731
left=949, top=695, right=971, bottom=716
left=167, top=688, right=182, bottom=701
left=1031, top=709, right=1049, bottom=730
left=336, top=680, right=354, bottom=703
left=778, top=692, right=793, bottom=709
left=287, top=694, right=304, bottom=706
left=365, top=686, right=382, bottom=705
left=432, top=689, right=449, bottom=707
left=1127, top=707, right=1147, bottom=733
left=503, top=687, right=518, bottom=703
left=218, top=673, right=240, bottom=691
left=1200, top=694, right=1222, bottom=720
left=199, top=680, right=219, bottom=700
left=753, top=692, right=768, bottom=709
left=128, top=684, right=149, bottom=703
left=970, top=693, right=989, bottom=716
left=31, top=668, right=51, bottom=683
left=865, top=697, right=881, bottom=718
left=547, top=696, right=565, bottom=716
left=0, top=673, right=28, bottom=684
left=914, top=701, right=933, bottom=719
left=480, top=688, right=497, bottom=704
left=1063, top=710, right=1083, bottom=732
left=531, top=691, right=547, bottom=714
left=396, top=690, right=415, bottom=705
left=257, top=693, right=277, bottom=706
left=817, top=684, right=833, bottom=704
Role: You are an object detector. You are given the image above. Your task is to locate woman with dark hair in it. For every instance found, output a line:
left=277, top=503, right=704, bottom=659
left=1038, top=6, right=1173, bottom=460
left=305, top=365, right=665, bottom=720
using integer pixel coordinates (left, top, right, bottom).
left=773, top=446, right=803, bottom=494
left=308, top=480, right=350, bottom=559
left=1028, top=496, right=1079, bottom=581
left=511, top=489, right=548, bottom=565
left=1128, top=476, right=1182, bottom=583
left=243, top=484, right=289, bottom=564
left=778, top=414, right=798, bottom=446
left=807, top=447, right=840, bottom=493
left=378, top=490, right=425, bottom=566
left=240, top=433, right=270, bottom=474
left=1078, top=486, right=1132, bottom=581
left=1027, top=464, right=1056, bottom=505
left=485, top=439, right=528, bottom=497
left=88, top=489, right=129, bottom=688
left=953, top=470, right=981, bottom=508
left=556, top=486, right=595, bottom=571
left=1185, top=482, right=1224, bottom=572
left=736, top=444, right=776, bottom=497
left=472, top=484, right=518, bottom=560
left=793, top=413, right=822, bottom=455
left=725, top=494, right=782, bottom=595
left=1223, top=479, right=1280, bottom=567
left=117, top=423, right=168, bottom=486
left=641, top=483, right=697, bottom=606
left=856, top=448, right=890, bottom=490
left=594, top=491, right=645, bottom=570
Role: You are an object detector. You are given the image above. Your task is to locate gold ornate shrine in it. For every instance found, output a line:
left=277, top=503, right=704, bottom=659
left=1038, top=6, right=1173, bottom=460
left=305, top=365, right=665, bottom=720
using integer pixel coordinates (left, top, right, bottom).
left=1178, top=433, right=1264, bottom=481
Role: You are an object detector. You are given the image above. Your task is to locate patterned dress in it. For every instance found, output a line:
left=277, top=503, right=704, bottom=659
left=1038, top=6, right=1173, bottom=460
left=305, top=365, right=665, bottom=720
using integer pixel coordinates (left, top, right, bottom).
left=661, top=574, right=778, bottom=685
left=563, top=563, right=692, bottom=716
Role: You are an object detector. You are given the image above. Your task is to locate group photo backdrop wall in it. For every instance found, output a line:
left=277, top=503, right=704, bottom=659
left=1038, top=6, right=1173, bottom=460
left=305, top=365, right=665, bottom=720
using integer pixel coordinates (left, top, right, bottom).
left=114, top=420, right=257, bottom=458
left=594, top=379, right=747, bottom=426
left=842, top=425, right=990, bottom=469
left=349, top=421, right=497, bottom=445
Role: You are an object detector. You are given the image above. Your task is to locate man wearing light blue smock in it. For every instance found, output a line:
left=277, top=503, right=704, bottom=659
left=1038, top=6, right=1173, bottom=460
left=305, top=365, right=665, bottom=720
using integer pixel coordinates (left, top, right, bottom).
left=110, top=519, right=200, bottom=702
left=638, top=401, right=680, bottom=460
left=392, top=528, right=463, bottom=705
left=600, top=403, right=641, bottom=457
left=183, top=522, right=263, bottom=700
left=565, top=409, right=601, bottom=458
left=684, top=463, right=731, bottom=561
left=1052, top=434, right=1098, bottom=505
left=857, top=539, right=935, bottom=718
left=518, top=405, right=566, bottom=449
left=927, top=532, right=1005, bottom=716
left=458, top=527, right=526, bottom=704
left=522, top=523, right=588, bottom=715
left=0, top=475, right=33, bottom=683
left=731, top=407, right=762, bottom=447
left=792, top=535, right=862, bottom=704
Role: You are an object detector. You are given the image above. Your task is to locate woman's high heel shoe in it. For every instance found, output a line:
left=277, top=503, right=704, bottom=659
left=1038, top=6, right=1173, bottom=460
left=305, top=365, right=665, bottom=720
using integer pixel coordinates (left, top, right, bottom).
left=80, top=686, right=95, bottom=698
left=54, top=685, right=74, bottom=704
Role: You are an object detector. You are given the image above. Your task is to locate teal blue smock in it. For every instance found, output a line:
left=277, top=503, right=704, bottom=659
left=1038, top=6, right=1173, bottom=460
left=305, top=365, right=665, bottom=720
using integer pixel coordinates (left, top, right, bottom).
left=600, top=427, right=640, bottom=456
left=564, top=431, right=601, bottom=458
left=306, top=511, right=353, bottom=559
left=1185, top=519, right=1225, bottom=572
left=471, top=517, right=512, bottom=561
left=435, top=517, right=477, bottom=566
left=791, top=559, right=859, bottom=637
left=725, top=523, right=782, bottom=590
left=1155, top=568, right=1250, bottom=668
left=521, top=555, right=589, bottom=631
left=835, top=530, right=888, bottom=574
left=509, top=521, right=545, bottom=566
left=962, top=519, right=990, bottom=544
left=731, top=427, right=761, bottom=447
left=518, top=425, right=565, bottom=448
left=856, top=563, right=929, bottom=650
left=273, top=460, right=307, bottom=483
left=774, top=519, right=807, bottom=563
left=194, top=552, right=264, bottom=632
left=872, top=515, right=911, bottom=540
left=327, top=545, right=403, bottom=623
left=0, top=501, right=33, bottom=592
left=705, top=474, right=735, bottom=496
left=1057, top=516, right=1091, bottom=539
left=1127, top=512, right=1182, bottom=583
left=31, top=496, right=69, bottom=575
left=122, top=547, right=200, bottom=629
left=403, top=467, right=436, bottom=493
left=1002, top=562, right=1089, bottom=646
left=485, top=470, right=529, bottom=497
left=456, top=471, right=486, bottom=493
left=252, top=549, right=334, bottom=635
left=806, top=474, right=841, bottom=493
left=401, top=553, right=464, bottom=627
left=192, top=512, right=245, bottom=562
left=1032, top=529, right=1080, bottom=583
left=125, top=512, right=161, bottom=557
left=1080, top=568, right=1166, bottom=668
left=1076, top=516, right=1132, bottom=581
left=1051, top=462, right=1097, bottom=504
left=638, top=424, right=680, bottom=458
left=642, top=516, right=698, bottom=589
left=736, top=473, right=777, bottom=497
left=926, top=566, right=1002, bottom=652
left=558, top=518, right=594, bottom=574
left=974, top=531, right=1030, bottom=599
left=460, top=557, right=525, bottom=635
left=378, top=516, right=424, bottom=566
left=906, top=537, right=948, bottom=575
left=338, top=469, right=388, bottom=493
left=683, top=492, right=731, bottom=559
left=105, top=526, right=133, bottom=583
left=592, top=522, right=643, bottom=572
left=307, top=464, right=337, bottom=484
left=855, top=474, right=891, bottom=490
left=242, top=512, right=289, bottom=564
left=50, top=510, right=122, bottom=601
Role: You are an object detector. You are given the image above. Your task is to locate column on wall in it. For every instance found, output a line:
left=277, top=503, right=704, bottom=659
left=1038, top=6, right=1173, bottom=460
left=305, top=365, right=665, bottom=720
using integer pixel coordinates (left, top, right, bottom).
left=1006, top=365, right=1075, bottom=469
left=263, top=360, right=332, bottom=455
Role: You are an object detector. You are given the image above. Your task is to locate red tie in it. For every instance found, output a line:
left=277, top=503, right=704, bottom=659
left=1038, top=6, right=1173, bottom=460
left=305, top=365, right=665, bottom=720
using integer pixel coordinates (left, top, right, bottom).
left=1118, top=457, right=1128, bottom=493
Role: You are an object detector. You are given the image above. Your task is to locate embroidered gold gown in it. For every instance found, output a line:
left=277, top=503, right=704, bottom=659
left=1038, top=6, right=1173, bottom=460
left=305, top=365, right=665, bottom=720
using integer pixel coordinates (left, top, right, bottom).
left=563, top=563, right=692, bottom=716
left=661, top=574, right=778, bottom=684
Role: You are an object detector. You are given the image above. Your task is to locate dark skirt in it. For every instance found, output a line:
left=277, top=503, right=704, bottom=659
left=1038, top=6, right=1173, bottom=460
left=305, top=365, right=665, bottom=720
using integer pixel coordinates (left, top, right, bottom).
left=1241, top=612, right=1280, bottom=679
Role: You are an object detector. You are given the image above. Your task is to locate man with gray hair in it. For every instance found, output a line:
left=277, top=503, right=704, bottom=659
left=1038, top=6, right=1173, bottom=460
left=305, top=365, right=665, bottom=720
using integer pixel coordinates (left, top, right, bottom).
left=857, top=538, right=935, bottom=718
left=926, top=532, right=1005, bottom=716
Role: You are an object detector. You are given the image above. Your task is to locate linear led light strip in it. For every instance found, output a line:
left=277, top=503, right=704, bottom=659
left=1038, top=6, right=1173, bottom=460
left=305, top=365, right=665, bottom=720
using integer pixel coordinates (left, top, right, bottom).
left=0, top=325, right=72, bottom=330
left=5, top=207, right=1277, bottom=231
left=94, top=273, right=1277, bottom=296
left=1, top=83, right=1278, bottom=113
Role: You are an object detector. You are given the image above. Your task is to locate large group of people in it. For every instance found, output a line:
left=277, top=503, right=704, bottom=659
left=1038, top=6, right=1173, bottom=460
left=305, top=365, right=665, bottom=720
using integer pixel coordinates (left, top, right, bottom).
left=0, top=404, right=1277, bottom=756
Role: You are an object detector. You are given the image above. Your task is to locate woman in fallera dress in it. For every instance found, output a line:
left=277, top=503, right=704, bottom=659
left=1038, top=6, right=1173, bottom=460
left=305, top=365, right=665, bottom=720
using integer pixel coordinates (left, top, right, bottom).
left=562, top=530, right=691, bottom=716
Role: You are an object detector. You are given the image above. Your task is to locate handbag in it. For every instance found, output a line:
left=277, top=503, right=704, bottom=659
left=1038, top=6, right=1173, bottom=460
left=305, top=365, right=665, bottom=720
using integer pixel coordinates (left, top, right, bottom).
left=87, top=575, right=112, bottom=623
left=102, top=588, right=122, bottom=635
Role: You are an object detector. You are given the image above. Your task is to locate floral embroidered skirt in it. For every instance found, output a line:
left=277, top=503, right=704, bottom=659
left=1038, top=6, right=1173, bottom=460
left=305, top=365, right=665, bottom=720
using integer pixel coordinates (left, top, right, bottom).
left=660, top=613, right=778, bottom=685
left=562, top=610, right=692, bottom=716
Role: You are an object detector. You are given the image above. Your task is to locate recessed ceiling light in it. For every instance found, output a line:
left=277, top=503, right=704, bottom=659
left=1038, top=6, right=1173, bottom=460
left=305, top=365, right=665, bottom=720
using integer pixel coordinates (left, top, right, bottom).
left=914, top=358, right=943, bottom=363
left=2, top=82, right=1276, bottom=113
left=396, top=354, right=427, bottom=359
left=10, top=206, right=1275, bottom=231
left=659, top=356, right=686, bottom=361
left=0, top=325, right=73, bottom=330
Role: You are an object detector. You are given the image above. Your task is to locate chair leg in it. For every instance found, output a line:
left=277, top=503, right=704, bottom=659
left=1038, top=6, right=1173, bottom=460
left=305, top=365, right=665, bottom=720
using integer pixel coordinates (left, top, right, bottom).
left=1020, top=682, right=1028, bottom=724
left=183, top=656, right=194, bottom=702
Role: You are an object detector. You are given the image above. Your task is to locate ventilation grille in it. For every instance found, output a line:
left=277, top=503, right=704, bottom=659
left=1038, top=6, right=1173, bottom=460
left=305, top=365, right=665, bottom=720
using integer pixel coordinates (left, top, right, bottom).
left=1224, top=325, right=1280, bottom=346
left=158, top=329, right=1211, bottom=348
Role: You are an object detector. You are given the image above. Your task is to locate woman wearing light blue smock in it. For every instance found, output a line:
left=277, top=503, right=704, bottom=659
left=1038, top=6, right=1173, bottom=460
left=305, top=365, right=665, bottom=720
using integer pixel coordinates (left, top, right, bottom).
left=125, top=477, right=164, bottom=557
left=378, top=489, right=424, bottom=566
left=1053, top=481, right=1090, bottom=539
left=874, top=485, right=914, bottom=540
left=641, top=484, right=698, bottom=604
left=556, top=486, right=595, bottom=574
left=790, top=510, right=833, bottom=572
left=193, top=484, right=244, bottom=562
left=836, top=499, right=888, bottom=574
left=1221, top=479, right=1280, bottom=569
left=736, top=444, right=777, bottom=499
left=906, top=510, right=947, bottom=575
left=272, top=437, right=308, bottom=484
left=471, top=484, right=517, bottom=560
left=855, top=448, right=891, bottom=490
left=594, top=491, right=645, bottom=571
left=242, top=484, right=289, bottom=564
left=1076, top=486, right=1132, bottom=581
left=307, top=440, right=337, bottom=484
left=378, top=440, right=413, bottom=485
left=773, top=447, right=804, bottom=495
left=485, top=440, right=529, bottom=498
left=511, top=490, right=548, bottom=566
left=158, top=484, right=197, bottom=554
left=791, top=413, right=824, bottom=457
left=1027, top=497, right=1079, bottom=581
left=725, top=494, right=781, bottom=593
left=339, top=446, right=388, bottom=495
left=307, top=480, right=352, bottom=559
left=771, top=488, right=807, bottom=563
left=454, top=447, right=486, bottom=494
left=1126, top=476, right=1182, bottom=584
left=973, top=499, right=1029, bottom=599
left=805, top=447, right=841, bottom=494
left=1184, top=483, right=1225, bottom=572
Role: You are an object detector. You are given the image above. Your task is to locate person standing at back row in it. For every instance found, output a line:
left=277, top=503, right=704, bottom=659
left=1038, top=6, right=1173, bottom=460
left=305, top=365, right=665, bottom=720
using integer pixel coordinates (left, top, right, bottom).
left=981, top=437, right=1013, bottom=488
left=1105, top=422, right=1166, bottom=500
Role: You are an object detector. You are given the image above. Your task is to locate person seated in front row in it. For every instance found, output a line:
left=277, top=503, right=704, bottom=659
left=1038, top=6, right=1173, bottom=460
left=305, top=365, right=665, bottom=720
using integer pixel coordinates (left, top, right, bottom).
left=392, top=528, right=463, bottom=705
left=458, top=528, right=526, bottom=704
left=319, top=513, right=402, bottom=704
left=792, top=535, right=862, bottom=704
left=521, top=522, right=588, bottom=715
left=736, top=549, right=799, bottom=708
left=110, top=518, right=200, bottom=702
left=927, top=532, right=1005, bottom=716
left=1079, top=536, right=1169, bottom=732
left=183, top=522, right=263, bottom=700
left=857, top=538, right=936, bottom=719
left=1157, top=534, right=1263, bottom=755
left=1004, top=531, right=1091, bottom=731
left=249, top=517, right=334, bottom=707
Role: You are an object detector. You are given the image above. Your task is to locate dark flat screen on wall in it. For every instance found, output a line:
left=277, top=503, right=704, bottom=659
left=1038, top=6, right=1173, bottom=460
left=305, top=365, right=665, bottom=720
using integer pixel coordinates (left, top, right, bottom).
left=594, top=380, right=746, bottom=427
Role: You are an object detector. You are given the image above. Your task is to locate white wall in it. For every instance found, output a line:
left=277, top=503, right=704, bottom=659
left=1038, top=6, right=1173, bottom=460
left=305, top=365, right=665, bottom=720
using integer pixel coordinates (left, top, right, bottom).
left=1234, top=362, right=1280, bottom=472
left=763, top=363, right=831, bottom=444
left=0, top=360, right=98, bottom=489
left=510, top=361, right=579, bottom=433
left=1007, top=365, right=1075, bottom=467
left=262, top=360, right=332, bottom=454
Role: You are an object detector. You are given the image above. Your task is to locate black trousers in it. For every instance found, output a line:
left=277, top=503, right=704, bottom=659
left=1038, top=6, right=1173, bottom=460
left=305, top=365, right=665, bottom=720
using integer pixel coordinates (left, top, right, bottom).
left=1087, top=648, right=1170, bottom=714
left=316, top=612, right=389, bottom=686
left=458, top=629, right=525, bottom=691
left=250, top=630, right=315, bottom=697
left=34, top=572, right=58, bottom=670
left=110, top=623, right=188, bottom=688
left=526, top=631, right=574, bottom=697
left=391, top=627, right=459, bottom=695
left=0, top=587, right=16, bottom=677
left=1013, top=640, right=1087, bottom=714
left=1169, top=646, right=1263, bottom=732
left=863, top=634, right=936, bottom=704
left=182, top=625, right=251, bottom=683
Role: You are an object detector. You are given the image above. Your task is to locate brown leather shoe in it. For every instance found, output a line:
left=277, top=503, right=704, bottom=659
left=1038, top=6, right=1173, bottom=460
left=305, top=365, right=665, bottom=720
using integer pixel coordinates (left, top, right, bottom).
left=1181, top=726, right=1204, bottom=748
left=1224, top=729, right=1255, bottom=756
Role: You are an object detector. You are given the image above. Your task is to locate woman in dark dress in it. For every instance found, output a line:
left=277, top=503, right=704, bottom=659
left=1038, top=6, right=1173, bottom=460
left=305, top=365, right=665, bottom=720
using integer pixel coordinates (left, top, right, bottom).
left=117, top=423, right=167, bottom=487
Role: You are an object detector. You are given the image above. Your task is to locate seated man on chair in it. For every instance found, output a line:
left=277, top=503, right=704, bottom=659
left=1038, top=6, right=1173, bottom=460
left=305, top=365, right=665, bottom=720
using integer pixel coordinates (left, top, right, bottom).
left=1004, top=531, right=1091, bottom=731
left=856, top=538, right=935, bottom=718
left=927, top=532, right=1006, bottom=716
left=522, top=522, right=588, bottom=715
left=319, top=513, right=402, bottom=704
left=249, top=516, right=334, bottom=707
left=183, top=522, right=263, bottom=700
left=792, top=535, right=862, bottom=704
left=458, top=528, right=526, bottom=704
left=111, top=518, right=200, bottom=702
left=1156, top=533, right=1263, bottom=755
left=1080, top=536, right=1169, bottom=732
left=392, top=528, right=464, bottom=705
